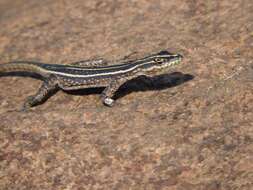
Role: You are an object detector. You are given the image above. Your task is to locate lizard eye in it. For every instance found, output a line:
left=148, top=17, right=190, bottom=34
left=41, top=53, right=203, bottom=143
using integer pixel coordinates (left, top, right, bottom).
left=154, top=58, right=164, bottom=63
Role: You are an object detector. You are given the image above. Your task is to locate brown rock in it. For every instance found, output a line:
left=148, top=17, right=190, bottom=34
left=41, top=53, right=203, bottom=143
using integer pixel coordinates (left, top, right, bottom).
left=0, top=0, right=252, bottom=189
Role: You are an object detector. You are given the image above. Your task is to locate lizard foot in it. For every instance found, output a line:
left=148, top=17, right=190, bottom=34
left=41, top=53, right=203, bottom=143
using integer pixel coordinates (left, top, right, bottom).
left=103, top=97, right=114, bottom=107
left=21, top=96, right=35, bottom=111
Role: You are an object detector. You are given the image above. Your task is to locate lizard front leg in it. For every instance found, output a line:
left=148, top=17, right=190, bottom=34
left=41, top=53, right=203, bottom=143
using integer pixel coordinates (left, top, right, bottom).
left=101, top=80, right=126, bottom=107
left=22, top=77, right=58, bottom=110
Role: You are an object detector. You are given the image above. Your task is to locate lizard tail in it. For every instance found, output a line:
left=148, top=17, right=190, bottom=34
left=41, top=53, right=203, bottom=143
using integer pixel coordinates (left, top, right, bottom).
left=0, top=62, right=49, bottom=77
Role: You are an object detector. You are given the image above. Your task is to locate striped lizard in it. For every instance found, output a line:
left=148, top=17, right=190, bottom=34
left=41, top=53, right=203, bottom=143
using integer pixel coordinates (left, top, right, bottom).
left=0, top=51, right=183, bottom=109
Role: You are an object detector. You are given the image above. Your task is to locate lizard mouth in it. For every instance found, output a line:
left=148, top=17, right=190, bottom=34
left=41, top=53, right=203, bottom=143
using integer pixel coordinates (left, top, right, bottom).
left=167, top=55, right=182, bottom=67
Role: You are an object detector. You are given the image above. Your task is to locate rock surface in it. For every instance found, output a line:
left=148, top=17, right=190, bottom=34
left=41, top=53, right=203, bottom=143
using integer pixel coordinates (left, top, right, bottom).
left=0, top=0, right=252, bottom=189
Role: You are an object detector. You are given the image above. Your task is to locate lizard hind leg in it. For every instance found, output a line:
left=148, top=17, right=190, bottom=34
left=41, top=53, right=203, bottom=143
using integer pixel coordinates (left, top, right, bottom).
left=22, top=77, right=58, bottom=110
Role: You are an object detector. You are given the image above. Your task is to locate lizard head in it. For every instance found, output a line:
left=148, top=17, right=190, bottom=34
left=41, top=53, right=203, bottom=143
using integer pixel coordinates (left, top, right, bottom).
left=137, top=50, right=183, bottom=75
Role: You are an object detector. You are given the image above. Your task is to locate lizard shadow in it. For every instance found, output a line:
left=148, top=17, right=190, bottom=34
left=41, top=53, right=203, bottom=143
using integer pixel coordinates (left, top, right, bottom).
left=0, top=72, right=43, bottom=79
left=65, top=72, right=194, bottom=100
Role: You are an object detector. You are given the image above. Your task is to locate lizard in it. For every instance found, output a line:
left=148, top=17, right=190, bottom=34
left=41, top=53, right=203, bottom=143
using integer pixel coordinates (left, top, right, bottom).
left=0, top=50, right=183, bottom=109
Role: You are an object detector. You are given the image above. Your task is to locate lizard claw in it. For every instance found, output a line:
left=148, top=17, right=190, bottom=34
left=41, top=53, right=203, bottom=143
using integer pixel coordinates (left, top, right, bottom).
left=21, top=104, right=32, bottom=112
left=21, top=96, right=34, bottom=111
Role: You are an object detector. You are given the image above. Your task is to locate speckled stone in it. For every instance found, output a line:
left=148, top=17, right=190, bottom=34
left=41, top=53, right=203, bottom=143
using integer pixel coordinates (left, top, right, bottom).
left=0, top=0, right=253, bottom=189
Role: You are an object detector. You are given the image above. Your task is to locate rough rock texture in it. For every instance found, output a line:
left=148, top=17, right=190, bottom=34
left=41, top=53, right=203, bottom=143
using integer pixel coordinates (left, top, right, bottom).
left=0, top=0, right=252, bottom=189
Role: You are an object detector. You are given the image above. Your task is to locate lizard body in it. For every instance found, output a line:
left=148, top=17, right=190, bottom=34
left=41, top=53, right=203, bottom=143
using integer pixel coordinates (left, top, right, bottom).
left=0, top=51, right=182, bottom=109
